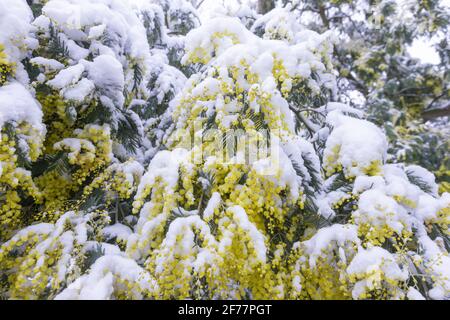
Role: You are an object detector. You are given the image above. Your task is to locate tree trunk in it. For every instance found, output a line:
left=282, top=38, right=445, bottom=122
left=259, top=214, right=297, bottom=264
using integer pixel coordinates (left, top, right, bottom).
left=257, top=0, right=275, bottom=15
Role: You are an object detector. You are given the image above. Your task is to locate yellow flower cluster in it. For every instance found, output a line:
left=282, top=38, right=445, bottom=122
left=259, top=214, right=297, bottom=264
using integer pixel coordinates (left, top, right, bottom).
left=132, top=178, right=178, bottom=217
left=129, top=151, right=294, bottom=298
left=324, top=145, right=344, bottom=177
left=436, top=206, right=450, bottom=235
left=263, top=24, right=294, bottom=43
left=348, top=268, right=407, bottom=300
left=215, top=208, right=280, bottom=299
left=325, top=147, right=383, bottom=180
left=288, top=239, right=357, bottom=300
left=331, top=192, right=359, bottom=210
left=0, top=227, right=49, bottom=298
left=290, top=254, right=351, bottom=299
left=393, top=194, right=417, bottom=209
left=228, top=169, right=288, bottom=234
left=272, top=58, right=294, bottom=96
left=171, top=43, right=299, bottom=151
left=363, top=160, right=382, bottom=176
left=356, top=222, right=412, bottom=248
left=110, top=171, right=134, bottom=200
left=36, top=124, right=112, bottom=214
left=146, top=212, right=282, bottom=300
left=147, top=219, right=222, bottom=299
left=109, top=276, right=153, bottom=300
left=128, top=29, right=333, bottom=299
left=0, top=44, right=14, bottom=86
left=37, top=91, right=73, bottom=153
left=82, top=160, right=143, bottom=211
left=0, top=210, right=110, bottom=299
left=11, top=241, right=65, bottom=299
left=184, top=31, right=240, bottom=65
left=0, top=129, right=43, bottom=240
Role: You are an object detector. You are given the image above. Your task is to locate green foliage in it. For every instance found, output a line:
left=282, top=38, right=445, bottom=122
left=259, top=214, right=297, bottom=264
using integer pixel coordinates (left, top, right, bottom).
left=291, top=0, right=449, bottom=184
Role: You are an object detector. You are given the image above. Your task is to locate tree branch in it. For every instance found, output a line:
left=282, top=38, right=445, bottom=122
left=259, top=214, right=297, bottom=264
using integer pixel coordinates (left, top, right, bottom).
left=422, top=104, right=450, bottom=121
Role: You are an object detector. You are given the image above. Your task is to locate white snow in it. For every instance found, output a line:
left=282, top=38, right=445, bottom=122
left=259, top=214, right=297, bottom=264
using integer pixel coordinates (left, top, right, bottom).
left=63, top=78, right=95, bottom=102
left=47, top=64, right=85, bottom=89
left=203, top=192, right=222, bottom=221
left=0, top=82, right=45, bottom=135
left=324, top=110, right=388, bottom=177
left=347, top=246, right=408, bottom=299
left=353, top=189, right=411, bottom=234
left=135, top=148, right=190, bottom=200
left=226, top=205, right=267, bottom=263
left=300, top=224, right=360, bottom=268
left=0, top=0, right=37, bottom=66
left=30, top=57, right=65, bottom=72
left=55, top=255, right=157, bottom=300
left=103, top=223, right=132, bottom=242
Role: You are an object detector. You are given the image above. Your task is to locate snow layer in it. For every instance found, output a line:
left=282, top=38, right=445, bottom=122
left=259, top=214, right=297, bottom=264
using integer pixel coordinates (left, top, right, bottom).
left=0, top=0, right=38, bottom=83
left=0, top=82, right=45, bottom=134
left=55, top=255, right=157, bottom=300
left=324, top=110, right=388, bottom=177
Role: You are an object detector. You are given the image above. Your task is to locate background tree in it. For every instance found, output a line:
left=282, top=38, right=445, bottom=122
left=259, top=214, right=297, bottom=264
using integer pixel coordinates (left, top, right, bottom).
left=284, top=0, right=450, bottom=192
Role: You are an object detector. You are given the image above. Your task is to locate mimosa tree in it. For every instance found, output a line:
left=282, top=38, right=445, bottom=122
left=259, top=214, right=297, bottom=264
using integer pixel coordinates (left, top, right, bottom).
left=0, top=0, right=448, bottom=300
